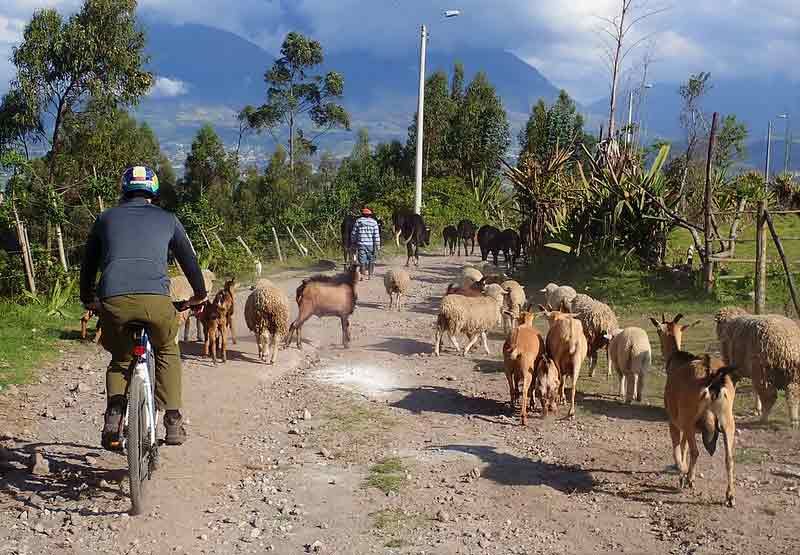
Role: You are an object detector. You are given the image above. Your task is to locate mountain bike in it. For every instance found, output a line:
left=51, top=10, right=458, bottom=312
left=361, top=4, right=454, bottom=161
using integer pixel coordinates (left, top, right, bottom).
left=116, top=301, right=188, bottom=516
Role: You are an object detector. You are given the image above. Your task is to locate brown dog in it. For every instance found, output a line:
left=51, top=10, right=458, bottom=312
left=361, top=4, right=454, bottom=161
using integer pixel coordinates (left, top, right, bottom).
left=80, top=310, right=102, bottom=343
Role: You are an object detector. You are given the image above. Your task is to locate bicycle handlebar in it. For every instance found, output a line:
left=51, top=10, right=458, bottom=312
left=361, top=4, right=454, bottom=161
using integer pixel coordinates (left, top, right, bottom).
left=173, top=300, right=191, bottom=312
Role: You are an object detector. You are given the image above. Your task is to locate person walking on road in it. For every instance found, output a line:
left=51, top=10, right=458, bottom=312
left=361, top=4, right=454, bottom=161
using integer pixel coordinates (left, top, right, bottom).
left=350, top=207, right=381, bottom=280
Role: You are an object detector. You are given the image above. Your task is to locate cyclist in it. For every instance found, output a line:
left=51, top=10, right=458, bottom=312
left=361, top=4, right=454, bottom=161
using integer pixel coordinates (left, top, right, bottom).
left=349, top=207, right=381, bottom=279
left=80, top=166, right=207, bottom=451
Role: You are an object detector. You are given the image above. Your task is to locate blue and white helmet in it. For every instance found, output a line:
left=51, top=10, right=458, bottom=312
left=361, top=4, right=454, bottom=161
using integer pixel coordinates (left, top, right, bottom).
left=121, top=165, right=159, bottom=197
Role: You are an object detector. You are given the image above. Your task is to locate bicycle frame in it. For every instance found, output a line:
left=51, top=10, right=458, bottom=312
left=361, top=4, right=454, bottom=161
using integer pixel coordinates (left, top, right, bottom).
left=122, top=329, right=158, bottom=452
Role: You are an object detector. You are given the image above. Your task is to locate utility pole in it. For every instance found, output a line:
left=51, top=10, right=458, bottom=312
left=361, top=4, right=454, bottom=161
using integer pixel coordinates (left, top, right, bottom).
left=413, top=24, right=427, bottom=216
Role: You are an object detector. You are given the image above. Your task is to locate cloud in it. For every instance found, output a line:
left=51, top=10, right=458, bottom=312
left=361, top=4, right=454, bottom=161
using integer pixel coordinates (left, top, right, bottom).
left=1, top=0, right=798, bottom=102
left=149, top=76, right=190, bottom=98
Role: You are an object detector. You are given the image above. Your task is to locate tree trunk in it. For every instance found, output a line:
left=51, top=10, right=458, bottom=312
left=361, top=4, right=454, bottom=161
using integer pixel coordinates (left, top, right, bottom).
left=55, top=222, right=68, bottom=271
left=727, top=198, right=747, bottom=257
left=289, top=112, right=295, bottom=173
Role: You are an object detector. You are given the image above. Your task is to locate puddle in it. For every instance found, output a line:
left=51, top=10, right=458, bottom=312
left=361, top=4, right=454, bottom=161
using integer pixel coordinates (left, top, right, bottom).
left=312, top=362, right=401, bottom=397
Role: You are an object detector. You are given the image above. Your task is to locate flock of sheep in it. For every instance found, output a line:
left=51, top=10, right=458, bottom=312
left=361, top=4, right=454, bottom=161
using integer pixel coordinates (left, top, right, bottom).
left=126, top=245, right=800, bottom=510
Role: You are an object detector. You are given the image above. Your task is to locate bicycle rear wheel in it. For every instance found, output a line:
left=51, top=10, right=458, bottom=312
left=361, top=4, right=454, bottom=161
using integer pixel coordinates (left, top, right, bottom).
left=126, top=372, right=149, bottom=515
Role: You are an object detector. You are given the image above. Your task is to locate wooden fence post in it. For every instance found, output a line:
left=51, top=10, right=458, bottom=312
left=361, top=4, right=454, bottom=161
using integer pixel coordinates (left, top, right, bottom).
left=285, top=226, right=309, bottom=257
left=703, top=112, right=719, bottom=293
left=212, top=231, right=227, bottom=252
left=271, top=226, right=284, bottom=262
left=236, top=236, right=254, bottom=258
left=764, top=210, right=800, bottom=318
left=299, top=223, right=325, bottom=255
left=755, top=122, right=772, bottom=314
left=12, top=203, right=36, bottom=294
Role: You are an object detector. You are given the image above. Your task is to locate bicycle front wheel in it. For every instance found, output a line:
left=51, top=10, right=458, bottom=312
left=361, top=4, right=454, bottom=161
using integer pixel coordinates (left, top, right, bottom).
left=127, top=372, right=149, bottom=515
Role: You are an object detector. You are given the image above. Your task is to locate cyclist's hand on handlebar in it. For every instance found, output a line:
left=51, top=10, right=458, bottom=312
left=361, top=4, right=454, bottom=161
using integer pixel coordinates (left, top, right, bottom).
left=84, top=300, right=102, bottom=313
left=188, top=293, right=207, bottom=307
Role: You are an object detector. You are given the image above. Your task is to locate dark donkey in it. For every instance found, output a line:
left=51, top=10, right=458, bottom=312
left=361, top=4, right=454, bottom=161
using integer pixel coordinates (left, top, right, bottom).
left=456, top=219, right=478, bottom=257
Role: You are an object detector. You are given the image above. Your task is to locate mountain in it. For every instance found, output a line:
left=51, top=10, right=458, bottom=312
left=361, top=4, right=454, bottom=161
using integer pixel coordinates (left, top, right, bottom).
left=587, top=77, right=799, bottom=170
left=136, top=23, right=561, bottom=165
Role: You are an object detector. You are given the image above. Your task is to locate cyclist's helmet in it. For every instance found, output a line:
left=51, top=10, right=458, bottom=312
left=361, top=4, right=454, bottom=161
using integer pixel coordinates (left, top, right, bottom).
left=121, top=165, right=159, bottom=198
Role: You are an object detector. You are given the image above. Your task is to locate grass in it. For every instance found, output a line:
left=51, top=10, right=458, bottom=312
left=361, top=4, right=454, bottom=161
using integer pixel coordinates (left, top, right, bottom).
left=0, top=299, right=84, bottom=391
left=370, top=508, right=427, bottom=531
left=365, top=457, right=408, bottom=494
left=735, top=446, right=770, bottom=466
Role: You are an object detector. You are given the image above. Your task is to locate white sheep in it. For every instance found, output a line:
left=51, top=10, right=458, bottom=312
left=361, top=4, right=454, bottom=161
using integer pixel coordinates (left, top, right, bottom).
left=244, top=281, right=289, bottom=364
left=384, top=268, right=412, bottom=310
left=462, top=266, right=484, bottom=288
left=540, top=283, right=577, bottom=312
left=569, top=293, right=619, bottom=378
left=605, top=327, right=652, bottom=403
left=501, top=280, right=527, bottom=334
left=715, top=307, right=800, bottom=428
left=434, top=286, right=508, bottom=356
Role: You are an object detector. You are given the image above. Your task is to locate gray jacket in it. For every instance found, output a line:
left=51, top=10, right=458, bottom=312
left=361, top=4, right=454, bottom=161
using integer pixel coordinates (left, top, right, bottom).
left=80, top=198, right=206, bottom=303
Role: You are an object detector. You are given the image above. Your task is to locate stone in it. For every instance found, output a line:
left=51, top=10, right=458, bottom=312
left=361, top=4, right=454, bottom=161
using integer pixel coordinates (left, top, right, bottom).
left=249, top=528, right=262, bottom=539
left=199, top=534, right=208, bottom=541
left=302, top=409, right=312, bottom=420
left=436, top=510, right=450, bottom=522
left=306, top=540, right=325, bottom=553
left=74, top=383, right=91, bottom=394
left=288, top=428, right=301, bottom=436
left=29, top=452, right=50, bottom=476
left=320, top=448, right=333, bottom=459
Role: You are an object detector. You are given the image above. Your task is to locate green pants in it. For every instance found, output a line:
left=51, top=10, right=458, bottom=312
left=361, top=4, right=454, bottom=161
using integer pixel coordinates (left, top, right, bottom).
left=99, top=294, right=181, bottom=410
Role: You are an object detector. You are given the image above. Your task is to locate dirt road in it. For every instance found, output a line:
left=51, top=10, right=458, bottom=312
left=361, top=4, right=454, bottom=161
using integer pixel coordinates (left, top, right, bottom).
left=1, top=253, right=799, bottom=554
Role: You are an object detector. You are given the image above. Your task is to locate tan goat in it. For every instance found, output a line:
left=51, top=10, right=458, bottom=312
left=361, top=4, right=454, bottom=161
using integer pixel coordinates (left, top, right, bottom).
left=534, top=353, right=560, bottom=417
left=650, top=314, right=737, bottom=508
left=502, top=311, right=544, bottom=425
left=539, top=303, right=588, bottom=417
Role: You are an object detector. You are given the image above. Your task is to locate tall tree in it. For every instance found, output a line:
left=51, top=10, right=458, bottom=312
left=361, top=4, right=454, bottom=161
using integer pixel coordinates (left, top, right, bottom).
left=183, top=124, right=237, bottom=202
left=597, top=0, right=666, bottom=138
left=407, top=70, right=456, bottom=178
left=10, top=0, right=152, bottom=269
left=243, top=32, right=350, bottom=172
left=450, top=62, right=465, bottom=102
left=677, top=71, right=712, bottom=211
left=351, top=128, right=371, bottom=161
left=519, top=90, right=585, bottom=163
left=449, top=72, right=510, bottom=178
left=714, top=114, right=748, bottom=177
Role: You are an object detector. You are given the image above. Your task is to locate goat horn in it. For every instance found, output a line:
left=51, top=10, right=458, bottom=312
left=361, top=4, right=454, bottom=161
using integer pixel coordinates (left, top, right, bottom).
left=673, top=313, right=684, bottom=324
left=661, top=312, right=666, bottom=323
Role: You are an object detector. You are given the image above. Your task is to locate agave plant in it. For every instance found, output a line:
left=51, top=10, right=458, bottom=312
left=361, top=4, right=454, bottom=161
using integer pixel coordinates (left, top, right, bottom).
left=23, top=277, right=77, bottom=317
left=469, top=169, right=517, bottom=227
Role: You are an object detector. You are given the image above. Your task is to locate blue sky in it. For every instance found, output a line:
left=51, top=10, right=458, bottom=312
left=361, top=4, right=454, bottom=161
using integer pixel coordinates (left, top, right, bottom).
left=1, top=0, right=798, bottom=103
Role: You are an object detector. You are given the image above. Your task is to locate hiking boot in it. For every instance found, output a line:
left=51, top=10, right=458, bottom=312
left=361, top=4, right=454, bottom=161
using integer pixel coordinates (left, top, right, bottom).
left=101, top=397, right=125, bottom=452
left=164, top=410, right=187, bottom=445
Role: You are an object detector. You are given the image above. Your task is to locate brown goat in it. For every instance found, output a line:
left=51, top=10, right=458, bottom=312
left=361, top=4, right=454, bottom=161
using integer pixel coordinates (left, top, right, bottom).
left=197, top=301, right=228, bottom=364
left=216, top=279, right=237, bottom=345
left=540, top=304, right=588, bottom=418
left=502, top=311, right=544, bottom=425
left=285, top=267, right=359, bottom=349
left=651, top=313, right=737, bottom=508
left=80, top=310, right=102, bottom=343
left=534, top=353, right=561, bottom=417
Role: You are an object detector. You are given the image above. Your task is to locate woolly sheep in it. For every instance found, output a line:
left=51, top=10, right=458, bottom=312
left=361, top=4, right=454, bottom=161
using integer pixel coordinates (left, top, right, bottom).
left=605, top=327, right=652, bottom=403
left=434, top=286, right=508, bottom=356
left=540, top=284, right=577, bottom=313
left=462, top=266, right=484, bottom=288
left=715, top=307, right=800, bottom=428
left=245, top=281, right=289, bottom=364
left=252, top=278, right=277, bottom=290
left=569, top=294, right=619, bottom=378
left=501, top=281, right=527, bottom=334
left=384, top=268, right=412, bottom=311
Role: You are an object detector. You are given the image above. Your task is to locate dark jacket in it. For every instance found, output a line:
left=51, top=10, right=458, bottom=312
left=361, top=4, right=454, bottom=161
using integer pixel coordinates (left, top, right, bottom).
left=80, top=198, right=206, bottom=304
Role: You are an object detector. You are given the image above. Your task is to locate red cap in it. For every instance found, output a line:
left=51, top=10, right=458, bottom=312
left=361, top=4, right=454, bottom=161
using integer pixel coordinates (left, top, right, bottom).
left=361, top=207, right=373, bottom=215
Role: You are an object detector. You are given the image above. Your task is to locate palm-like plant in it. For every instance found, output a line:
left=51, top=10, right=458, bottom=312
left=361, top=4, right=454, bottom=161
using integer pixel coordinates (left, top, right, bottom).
left=469, top=169, right=517, bottom=228
left=502, top=142, right=581, bottom=255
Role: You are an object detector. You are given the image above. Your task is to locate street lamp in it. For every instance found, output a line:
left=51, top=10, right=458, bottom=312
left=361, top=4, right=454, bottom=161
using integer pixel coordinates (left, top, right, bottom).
left=414, top=10, right=461, bottom=215
left=777, top=113, right=790, bottom=174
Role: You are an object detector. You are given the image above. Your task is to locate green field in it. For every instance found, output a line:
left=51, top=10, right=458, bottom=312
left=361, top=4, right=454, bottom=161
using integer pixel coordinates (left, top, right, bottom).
left=0, top=300, right=84, bottom=390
